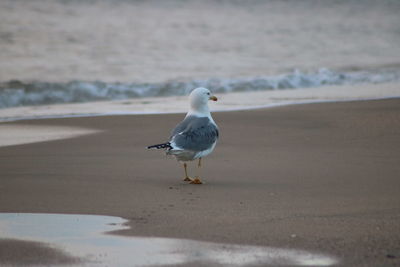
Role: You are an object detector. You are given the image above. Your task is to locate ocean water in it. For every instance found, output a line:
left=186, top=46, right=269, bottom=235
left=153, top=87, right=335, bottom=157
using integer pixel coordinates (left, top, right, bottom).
left=1, top=68, right=400, bottom=108
left=0, top=0, right=399, bottom=109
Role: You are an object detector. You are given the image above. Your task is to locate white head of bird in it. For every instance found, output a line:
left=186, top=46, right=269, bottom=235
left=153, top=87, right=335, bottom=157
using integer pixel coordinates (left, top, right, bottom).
left=189, top=87, right=218, bottom=116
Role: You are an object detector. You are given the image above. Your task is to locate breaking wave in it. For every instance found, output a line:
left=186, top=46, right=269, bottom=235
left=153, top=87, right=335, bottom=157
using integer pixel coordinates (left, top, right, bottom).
left=1, top=68, right=400, bottom=108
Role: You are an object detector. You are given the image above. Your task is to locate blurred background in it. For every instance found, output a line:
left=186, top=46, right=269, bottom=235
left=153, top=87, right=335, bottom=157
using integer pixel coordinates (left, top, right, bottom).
left=0, top=0, right=399, bottom=109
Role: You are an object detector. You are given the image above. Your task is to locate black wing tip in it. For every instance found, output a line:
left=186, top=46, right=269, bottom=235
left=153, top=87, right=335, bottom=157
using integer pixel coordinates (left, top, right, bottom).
left=147, top=142, right=172, bottom=150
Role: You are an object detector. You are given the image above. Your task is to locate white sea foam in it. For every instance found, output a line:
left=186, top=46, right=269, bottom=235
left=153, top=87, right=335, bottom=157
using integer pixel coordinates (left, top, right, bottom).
left=0, top=82, right=399, bottom=122
left=1, top=68, right=400, bottom=109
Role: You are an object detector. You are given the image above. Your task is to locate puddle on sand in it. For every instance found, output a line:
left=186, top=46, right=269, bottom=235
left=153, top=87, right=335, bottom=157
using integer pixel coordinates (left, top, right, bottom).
left=0, top=213, right=337, bottom=266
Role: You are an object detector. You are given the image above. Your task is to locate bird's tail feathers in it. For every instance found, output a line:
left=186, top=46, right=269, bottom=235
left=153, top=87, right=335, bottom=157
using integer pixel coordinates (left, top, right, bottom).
left=147, top=142, right=172, bottom=150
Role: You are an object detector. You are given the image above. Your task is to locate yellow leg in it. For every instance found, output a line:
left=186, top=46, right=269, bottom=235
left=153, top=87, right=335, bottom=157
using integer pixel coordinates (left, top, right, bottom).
left=190, top=158, right=203, bottom=184
left=183, top=163, right=193, bottom=182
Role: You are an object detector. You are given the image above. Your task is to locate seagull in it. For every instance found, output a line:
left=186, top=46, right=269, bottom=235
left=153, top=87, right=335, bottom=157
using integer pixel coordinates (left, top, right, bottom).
left=147, top=87, right=219, bottom=184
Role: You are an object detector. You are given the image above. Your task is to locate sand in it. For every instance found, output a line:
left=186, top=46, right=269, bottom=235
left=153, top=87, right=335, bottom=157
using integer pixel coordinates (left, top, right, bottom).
left=1, top=99, right=399, bottom=266
left=0, top=125, right=100, bottom=147
left=0, top=239, right=82, bottom=266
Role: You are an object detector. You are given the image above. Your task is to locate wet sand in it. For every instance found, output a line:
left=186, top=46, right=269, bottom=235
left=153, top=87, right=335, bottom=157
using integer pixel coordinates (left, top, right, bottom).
left=0, top=239, right=82, bottom=266
left=0, top=125, right=100, bottom=147
left=1, top=99, right=400, bottom=266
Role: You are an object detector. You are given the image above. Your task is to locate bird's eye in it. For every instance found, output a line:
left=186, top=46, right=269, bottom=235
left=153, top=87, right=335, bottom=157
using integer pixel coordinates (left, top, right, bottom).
left=207, top=92, right=210, bottom=95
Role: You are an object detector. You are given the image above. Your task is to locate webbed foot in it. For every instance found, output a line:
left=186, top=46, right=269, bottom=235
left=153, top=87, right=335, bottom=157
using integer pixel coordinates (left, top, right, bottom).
left=189, top=177, right=203, bottom=184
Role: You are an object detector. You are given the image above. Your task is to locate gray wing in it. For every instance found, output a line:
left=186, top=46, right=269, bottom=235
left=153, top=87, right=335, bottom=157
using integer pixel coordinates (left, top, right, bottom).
left=170, top=116, right=219, bottom=151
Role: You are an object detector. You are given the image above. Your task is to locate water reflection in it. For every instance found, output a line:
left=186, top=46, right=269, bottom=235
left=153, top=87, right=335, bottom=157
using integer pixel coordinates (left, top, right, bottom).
left=0, top=213, right=337, bottom=266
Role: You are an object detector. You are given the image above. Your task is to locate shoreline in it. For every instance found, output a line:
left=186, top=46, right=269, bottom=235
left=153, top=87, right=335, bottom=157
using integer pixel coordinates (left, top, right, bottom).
left=1, top=82, right=399, bottom=122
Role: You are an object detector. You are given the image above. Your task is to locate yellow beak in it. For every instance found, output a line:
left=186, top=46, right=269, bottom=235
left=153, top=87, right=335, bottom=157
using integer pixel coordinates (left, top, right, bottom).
left=209, top=95, right=218, bottom=101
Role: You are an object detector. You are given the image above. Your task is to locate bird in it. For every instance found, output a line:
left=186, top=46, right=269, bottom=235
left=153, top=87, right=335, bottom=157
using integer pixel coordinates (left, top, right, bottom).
left=147, top=87, right=219, bottom=184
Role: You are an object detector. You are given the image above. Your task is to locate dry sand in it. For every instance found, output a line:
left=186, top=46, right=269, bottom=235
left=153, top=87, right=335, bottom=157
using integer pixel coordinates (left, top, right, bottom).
left=1, top=99, right=399, bottom=266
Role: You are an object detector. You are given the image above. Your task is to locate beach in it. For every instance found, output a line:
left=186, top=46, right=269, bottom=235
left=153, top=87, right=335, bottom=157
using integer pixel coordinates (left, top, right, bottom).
left=1, top=0, right=400, bottom=265
left=1, top=98, right=400, bottom=266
